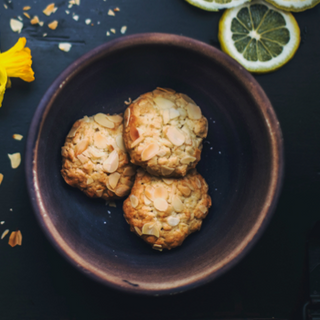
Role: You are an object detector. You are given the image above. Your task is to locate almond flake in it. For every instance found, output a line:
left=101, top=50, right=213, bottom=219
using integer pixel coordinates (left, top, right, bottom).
left=166, top=126, right=185, bottom=146
left=116, top=135, right=126, bottom=152
left=10, top=19, right=23, bottom=33
left=103, top=150, right=119, bottom=173
left=43, top=3, right=56, bottom=16
left=178, top=185, right=191, bottom=197
left=153, top=97, right=175, bottom=110
left=161, top=166, right=174, bottom=176
left=130, top=126, right=139, bottom=142
left=23, top=12, right=31, bottom=19
left=123, top=166, right=135, bottom=176
left=134, top=226, right=142, bottom=236
left=195, top=178, right=201, bottom=188
left=94, top=113, right=114, bottom=128
left=145, top=186, right=154, bottom=201
left=162, top=109, right=170, bottom=124
left=8, top=230, right=22, bottom=247
left=85, top=18, right=91, bottom=25
left=144, top=195, right=151, bottom=205
left=180, top=155, right=197, bottom=165
left=108, top=172, right=121, bottom=190
left=114, top=185, right=130, bottom=197
left=93, top=132, right=108, bottom=149
left=187, top=103, right=202, bottom=120
left=120, top=25, right=127, bottom=34
left=125, top=108, right=131, bottom=126
left=154, top=198, right=168, bottom=212
left=8, top=153, right=21, bottom=169
left=1, top=229, right=9, bottom=240
left=23, top=6, right=31, bottom=10
left=154, top=186, right=168, bottom=199
left=58, top=43, right=72, bottom=52
left=199, top=205, right=208, bottom=214
left=12, top=134, right=23, bottom=141
left=167, top=216, right=180, bottom=227
left=110, top=28, right=116, bottom=34
left=141, top=143, right=159, bottom=161
left=169, top=108, right=180, bottom=119
left=48, top=20, right=58, bottom=30
left=142, top=222, right=159, bottom=238
left=67, top=126, right=78, bottom=138
left=172, top=195, right=183, bottom=212
left=106, top=114, right=123, bottom=123
left=0, top=173, right=3, bottom=185
left=131, top=135, right=144, bottom=148
left=73, top=15, right=79, bottom=21
left=108, top=9, right=115, bottom=16
left=130, top=195, right=139, bottom=208
left=77, top=154, right=88, bottom=164
left=162, top=178, right=174, bottom=185
left=74, top=139, right=89, bottom=156
left=86, top=177, right=94, bottom=185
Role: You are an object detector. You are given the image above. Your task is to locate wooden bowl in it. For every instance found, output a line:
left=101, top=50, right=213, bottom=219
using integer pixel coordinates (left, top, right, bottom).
left=25, top=33, right=283, bottom=295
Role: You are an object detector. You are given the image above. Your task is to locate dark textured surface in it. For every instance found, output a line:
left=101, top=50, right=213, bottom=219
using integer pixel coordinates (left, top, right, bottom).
left=26, top=34, right=282, bottom=294
left=0, top=0, right=319, bottom=318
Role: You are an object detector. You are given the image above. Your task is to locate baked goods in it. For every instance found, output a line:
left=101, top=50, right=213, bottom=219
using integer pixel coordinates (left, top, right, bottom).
left=123, top=169, right=212, bottom=250
left=123, top=88, right=208, bottom=177
left=61, top=113, right=136, bottom=200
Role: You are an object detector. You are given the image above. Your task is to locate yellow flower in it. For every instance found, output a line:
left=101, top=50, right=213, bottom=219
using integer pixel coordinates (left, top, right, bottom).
left=0, top=37, right=35, bottom=107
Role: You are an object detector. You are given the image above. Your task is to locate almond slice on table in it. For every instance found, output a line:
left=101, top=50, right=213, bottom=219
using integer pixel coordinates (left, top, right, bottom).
left=8, top=153, right=21, bottom=169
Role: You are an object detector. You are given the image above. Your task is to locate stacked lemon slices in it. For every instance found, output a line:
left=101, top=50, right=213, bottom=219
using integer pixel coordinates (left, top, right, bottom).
left=185, top=0, right=317, bottom=73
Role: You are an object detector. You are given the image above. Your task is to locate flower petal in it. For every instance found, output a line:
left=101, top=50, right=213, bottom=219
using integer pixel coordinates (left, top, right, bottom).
left=0, top=66, right=8, bottom=108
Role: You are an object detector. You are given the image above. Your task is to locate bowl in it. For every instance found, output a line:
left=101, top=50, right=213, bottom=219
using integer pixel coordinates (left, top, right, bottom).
left=26, top=33, right=283, bottom=295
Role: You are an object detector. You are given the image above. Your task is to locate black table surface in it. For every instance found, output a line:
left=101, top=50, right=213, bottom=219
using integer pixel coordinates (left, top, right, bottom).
left=1, top=1, right=319, bottom=319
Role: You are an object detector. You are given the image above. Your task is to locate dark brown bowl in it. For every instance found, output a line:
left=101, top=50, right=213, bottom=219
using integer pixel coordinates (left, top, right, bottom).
left=25, top=33, right=283, bottom=295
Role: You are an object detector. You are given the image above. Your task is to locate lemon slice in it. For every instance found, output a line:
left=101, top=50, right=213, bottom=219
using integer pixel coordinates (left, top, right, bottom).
left=265, top=0, right=320, bottom=12
left=218, top=1, right=300, bottom=73
left=185, top=0, right=250, bottom=11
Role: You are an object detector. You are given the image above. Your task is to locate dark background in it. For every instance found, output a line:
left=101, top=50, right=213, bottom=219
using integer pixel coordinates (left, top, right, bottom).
left=0, top=0, right=319, bottom=319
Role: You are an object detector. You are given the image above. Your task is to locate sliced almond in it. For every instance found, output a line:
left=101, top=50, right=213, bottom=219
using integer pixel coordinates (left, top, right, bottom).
left=8, top=153, right=21, bottom=169
left=131, top=135, right=144, bottom=148
left=154, top=186, right=168, bottom=200
left=134, top=226, right=142, bottom=236
left=153, top=97, right=175, bottom=110
left=144, top=195, right=151, bottom=205
left=114, top=185, right=130, bottom=197
left=103, top=150, right=119, bottom=173
left=162, top=178, right=173, bottom=185
left=180, top=155, right=197, bottom=165
left=93, top=132, right=107, bottom=149
left=96, top=190, right=103, bottom=197
left=123, top=166, right=136, bottom=176
left=161, top=166, right=174, bottom=176
left=10, top=19, right=23, bottom=33
left=167, top=216, right=180, bottom=227
left=0, top=173, right=3, bottom=185
left=187, top=103, right=202, bottom=120
left=172, top=195, right=184, bottom=212
left=130, top=194, right=139, bottom=208
left=130, top=126, right=140, bottom=141
left=169, top=108, right=180, bottom=119
left=157, top=148, right=167, bottom=157
left=58, top=42, right=72, bottom=52
left=166, top=126, right=185, bottom=146
left=142, top=222, right=159, bottom=238
left=162, top=109, right=170, bottom=124
left=77, top=154, right=88, bottom=164
left=199, top=205, right=208, bottom=214
left=108, top=172, right=121, bottom=190
left=125, top=108, right=131, bottom=126
left=86, top=147, right=104, bottom=159
left=48, top=20, right=58, bottom=30
left=43, top=3, right=56, bottom=16
left=195, top=178, right=201, bottom=188
left=94, top=113, right=115, bottom=129
left=1, top=229, right=9, bottom=240
left=154, top=198, right=168, bottom=212
left=120, top=25, right=127, bottom=34
left=74, top=139, right=89, bottom=156
left=144, top=186, right=154, bottom=201
left=67, top=126, right=78, bottom=138
left=115, top=135, right=126, bottom=152
left=86, top=177, right=94, bottom=185
left=106, top=114, right=123, bottom=123
left=8, top=230, right=22, bottom=247
left=108, top=9, right=115, bottom=16
left=141, top=143, right=159, bottom=161
left=177, top=185, right=191, bottom=197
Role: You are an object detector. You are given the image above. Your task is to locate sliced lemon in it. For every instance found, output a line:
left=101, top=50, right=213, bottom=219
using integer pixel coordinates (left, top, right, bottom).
left=185, top=0, right=250, bottom=12
left=218, top=1, right=300, bottom=73
left=265, top=0, right=320, bottom=12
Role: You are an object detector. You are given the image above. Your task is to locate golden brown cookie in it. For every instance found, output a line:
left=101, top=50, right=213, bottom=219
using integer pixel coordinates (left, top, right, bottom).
left=123, top=169, right=212, bottom=250
left=61, top=113, right=136, bottom=200
left=123, top=88, right=208, bottom=177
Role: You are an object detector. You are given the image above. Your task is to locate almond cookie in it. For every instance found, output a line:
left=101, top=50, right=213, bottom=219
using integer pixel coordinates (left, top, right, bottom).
left=123, top=169, right=212, bottom=250
left=123, top=88, right=208, bottom=177
left=61, top=113, right=136, bottom=200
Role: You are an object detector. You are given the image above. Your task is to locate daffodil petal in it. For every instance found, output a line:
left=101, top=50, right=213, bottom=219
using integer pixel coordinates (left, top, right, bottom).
left=0, top=66, right=8, bottom=108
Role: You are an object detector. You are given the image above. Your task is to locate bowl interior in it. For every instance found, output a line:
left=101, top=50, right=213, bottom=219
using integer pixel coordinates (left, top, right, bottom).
left=28, top=34, right=282, bottom=294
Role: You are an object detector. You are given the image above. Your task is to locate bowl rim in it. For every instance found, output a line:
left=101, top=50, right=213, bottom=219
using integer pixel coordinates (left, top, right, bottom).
left=25, top=32, right=284, bottom=296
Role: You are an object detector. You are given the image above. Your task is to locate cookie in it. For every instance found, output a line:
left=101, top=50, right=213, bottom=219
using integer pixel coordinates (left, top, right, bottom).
left=123, top=88, right=208, bottom=177
left=61, top=113, right=136, bottom=200
left=123, top=169, right=212, bottom=250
